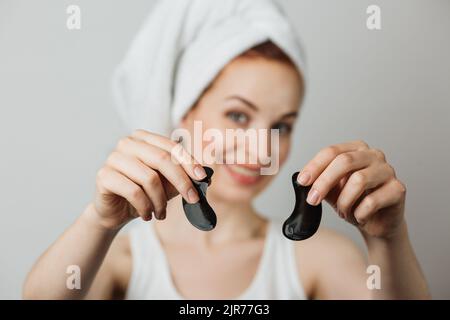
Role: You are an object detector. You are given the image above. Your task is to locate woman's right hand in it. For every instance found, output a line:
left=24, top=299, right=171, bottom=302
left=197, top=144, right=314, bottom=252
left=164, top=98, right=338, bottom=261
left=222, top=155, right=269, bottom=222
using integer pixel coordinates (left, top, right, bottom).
left=91, top=129, right=207, bottom=230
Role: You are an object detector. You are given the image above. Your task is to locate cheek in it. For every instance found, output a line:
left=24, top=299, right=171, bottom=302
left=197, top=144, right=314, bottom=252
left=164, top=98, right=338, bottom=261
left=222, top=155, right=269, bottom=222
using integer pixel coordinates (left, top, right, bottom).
left=278, top=138, right=291, bottom=166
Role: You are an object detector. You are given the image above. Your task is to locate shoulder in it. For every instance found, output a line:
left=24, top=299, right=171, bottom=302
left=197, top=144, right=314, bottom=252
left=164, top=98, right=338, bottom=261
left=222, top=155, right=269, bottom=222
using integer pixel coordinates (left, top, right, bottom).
left=294, top=227, right=363, bottom=258
left=292, top=227, right=367, bottom=298
left=108, top=233, right=132, bottom=265
left=85, top=233, right=132, bottom=299
left=109, top=233, right=132, bottom=289
left=101, top=233, right=132, bottom=297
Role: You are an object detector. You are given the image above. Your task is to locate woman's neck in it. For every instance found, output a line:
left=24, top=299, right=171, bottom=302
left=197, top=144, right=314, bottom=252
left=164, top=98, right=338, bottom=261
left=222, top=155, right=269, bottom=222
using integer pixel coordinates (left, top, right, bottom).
left=153, top=194, right=268, bottom=248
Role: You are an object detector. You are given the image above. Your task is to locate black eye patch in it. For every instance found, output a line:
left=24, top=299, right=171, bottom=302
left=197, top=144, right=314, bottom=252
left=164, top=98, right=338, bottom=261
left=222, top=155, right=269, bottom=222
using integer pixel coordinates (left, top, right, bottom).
left=182, top=166, right=217, bottom=231
left=182, top=168, right=322, bottom=240
left=282, top=172, right=322, bottom=240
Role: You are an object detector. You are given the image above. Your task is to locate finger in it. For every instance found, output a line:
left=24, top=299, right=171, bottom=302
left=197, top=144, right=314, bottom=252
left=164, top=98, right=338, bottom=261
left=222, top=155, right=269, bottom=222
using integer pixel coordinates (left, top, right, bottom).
left=297, top=140, right=369, bottom=187
left=306, top=149, right=376, bottom=206
left=131, top=129, right=207, bottom=181
left=117, top=137, right=200, bottom=204
left=106, top=152, right=168, bottom=220
left=325, top=174, right=350, bottom=210
left=96, top=166, right=153, bottom=221
left=335, top=163, right=395, bottom=219
left=353, top=178, right=406, bottom=225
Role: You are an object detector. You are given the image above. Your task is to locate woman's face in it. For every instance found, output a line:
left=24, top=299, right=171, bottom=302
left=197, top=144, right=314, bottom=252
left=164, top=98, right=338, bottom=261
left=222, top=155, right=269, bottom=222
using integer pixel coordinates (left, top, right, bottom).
left=180, top=55, right=304, bottom=203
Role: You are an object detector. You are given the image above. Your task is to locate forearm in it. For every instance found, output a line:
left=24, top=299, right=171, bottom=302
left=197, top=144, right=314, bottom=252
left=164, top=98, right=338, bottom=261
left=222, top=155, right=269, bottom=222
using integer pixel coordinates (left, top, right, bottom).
left=363, top=220, right=430, bottom=299
left=23, top=204, right=119, bottom=299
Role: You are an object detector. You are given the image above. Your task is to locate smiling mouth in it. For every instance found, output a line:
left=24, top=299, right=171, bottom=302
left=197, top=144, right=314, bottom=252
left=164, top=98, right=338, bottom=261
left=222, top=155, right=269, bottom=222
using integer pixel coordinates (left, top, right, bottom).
left=224, top=164, right=262, bottom=185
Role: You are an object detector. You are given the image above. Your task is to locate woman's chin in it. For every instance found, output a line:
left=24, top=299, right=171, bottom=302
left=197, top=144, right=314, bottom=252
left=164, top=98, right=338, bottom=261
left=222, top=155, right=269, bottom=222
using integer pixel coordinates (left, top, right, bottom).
left=209, top=188, right=255, bottom=204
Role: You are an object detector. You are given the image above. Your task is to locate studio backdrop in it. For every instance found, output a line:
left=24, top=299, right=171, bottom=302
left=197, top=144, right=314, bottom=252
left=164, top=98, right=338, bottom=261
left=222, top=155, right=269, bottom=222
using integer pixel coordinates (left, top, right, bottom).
left=0, top=0, right=449, bottom=299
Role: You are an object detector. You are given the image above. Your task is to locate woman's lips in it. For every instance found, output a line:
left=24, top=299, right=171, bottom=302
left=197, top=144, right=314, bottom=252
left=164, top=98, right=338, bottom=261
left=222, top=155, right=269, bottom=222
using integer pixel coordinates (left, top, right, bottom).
left=224, top=164, right=262, bottom=185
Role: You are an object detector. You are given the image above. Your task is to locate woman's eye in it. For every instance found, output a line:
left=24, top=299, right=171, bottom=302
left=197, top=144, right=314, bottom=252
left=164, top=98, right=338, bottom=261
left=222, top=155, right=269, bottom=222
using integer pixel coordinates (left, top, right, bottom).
left=273, top=122, right=293, bottom=135
left=226, top=111, right=249, bottom=124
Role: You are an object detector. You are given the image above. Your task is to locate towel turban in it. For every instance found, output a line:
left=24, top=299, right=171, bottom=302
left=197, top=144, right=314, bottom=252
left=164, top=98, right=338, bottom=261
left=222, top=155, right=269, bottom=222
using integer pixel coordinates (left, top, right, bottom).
left=112, top=0, right=307, bottom=135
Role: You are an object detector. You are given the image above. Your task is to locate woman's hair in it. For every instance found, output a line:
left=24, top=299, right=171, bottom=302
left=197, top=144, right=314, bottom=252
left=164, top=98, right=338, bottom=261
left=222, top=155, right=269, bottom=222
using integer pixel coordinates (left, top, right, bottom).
left=189, top=40, right=299, bottom=111
left=240, top=40, right=296, bottom=67
left=239, top=40, right=303, bottom=92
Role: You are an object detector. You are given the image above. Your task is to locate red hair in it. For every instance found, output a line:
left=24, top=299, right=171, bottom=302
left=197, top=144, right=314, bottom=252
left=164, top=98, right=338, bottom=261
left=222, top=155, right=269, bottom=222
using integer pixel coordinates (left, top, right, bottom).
left=240, top=40, right=296, bottom=67
left=190, top=40, right=301, bottom=110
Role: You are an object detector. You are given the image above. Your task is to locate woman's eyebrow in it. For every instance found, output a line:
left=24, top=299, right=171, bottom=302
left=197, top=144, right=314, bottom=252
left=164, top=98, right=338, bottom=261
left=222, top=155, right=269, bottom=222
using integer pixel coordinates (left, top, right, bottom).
left=280, top=111, right=298, bottom=119
left=225, top=95, right=259, bottom=111
left=226, top=95, right=298, bottom=119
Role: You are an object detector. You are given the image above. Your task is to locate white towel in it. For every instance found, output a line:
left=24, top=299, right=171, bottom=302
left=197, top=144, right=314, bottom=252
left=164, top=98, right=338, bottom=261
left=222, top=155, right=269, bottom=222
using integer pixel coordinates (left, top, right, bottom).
left=112, top=0, right=307, bottom=135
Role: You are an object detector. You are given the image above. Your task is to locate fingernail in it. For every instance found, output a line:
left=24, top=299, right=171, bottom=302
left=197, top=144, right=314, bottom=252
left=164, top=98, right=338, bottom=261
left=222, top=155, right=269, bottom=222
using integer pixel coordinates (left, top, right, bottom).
left=194, top=166, right=207, bottom=179
left=307, top=189, right=320, bottom=206
left=297, top=171, right=311, bottom=185
left=188, top=188, right=199, bottom=203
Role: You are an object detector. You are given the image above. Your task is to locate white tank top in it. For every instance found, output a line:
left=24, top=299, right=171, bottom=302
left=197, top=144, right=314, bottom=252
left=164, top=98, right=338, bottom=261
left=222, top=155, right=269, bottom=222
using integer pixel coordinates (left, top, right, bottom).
left=125, top=220, right=306, bottom=300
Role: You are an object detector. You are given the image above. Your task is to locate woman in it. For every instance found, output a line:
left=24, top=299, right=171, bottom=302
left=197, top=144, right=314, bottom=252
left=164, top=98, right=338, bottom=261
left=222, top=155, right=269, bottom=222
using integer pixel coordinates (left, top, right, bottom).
left=23, top=0, right=430, bottom=299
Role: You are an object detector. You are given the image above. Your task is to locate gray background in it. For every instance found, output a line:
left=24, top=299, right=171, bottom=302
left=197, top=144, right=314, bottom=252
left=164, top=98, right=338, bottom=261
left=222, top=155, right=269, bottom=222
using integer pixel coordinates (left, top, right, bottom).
left=0, top=0, right=449, bottom=299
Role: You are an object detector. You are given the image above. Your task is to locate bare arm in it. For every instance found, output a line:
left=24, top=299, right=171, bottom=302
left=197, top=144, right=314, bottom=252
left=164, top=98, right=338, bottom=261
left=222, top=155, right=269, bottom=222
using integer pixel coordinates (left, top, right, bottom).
left=295, top=140, right=430, bottom=300
left=362, top=221, right=430, bottom=299
left=23, top=204, right=120, bottom=299
left=23, top=130, right=206, bottom=299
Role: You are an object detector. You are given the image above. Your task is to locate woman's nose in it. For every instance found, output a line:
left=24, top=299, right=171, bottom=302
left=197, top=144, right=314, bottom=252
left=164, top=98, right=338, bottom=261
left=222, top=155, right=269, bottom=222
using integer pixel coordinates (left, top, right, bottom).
left=240, top=125, right=276, bottom=167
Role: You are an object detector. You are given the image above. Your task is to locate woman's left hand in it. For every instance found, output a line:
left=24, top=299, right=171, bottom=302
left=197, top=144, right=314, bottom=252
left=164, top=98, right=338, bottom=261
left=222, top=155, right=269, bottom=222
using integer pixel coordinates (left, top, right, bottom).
left=297, top=140, right=407, bottom=239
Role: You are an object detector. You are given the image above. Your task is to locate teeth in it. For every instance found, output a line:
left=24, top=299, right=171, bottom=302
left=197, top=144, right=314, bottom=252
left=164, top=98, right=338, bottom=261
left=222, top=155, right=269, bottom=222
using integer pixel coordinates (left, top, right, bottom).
left=229, top=165, right=260, bottom=177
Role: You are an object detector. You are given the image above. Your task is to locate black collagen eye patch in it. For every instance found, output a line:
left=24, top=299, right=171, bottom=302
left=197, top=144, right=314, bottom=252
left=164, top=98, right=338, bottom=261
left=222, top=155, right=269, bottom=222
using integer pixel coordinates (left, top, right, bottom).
left=182, top=168, right=322, bottom=240
left=282, top=172, right=322, bottom=240
left=182, top=166, right=217, bottom=231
